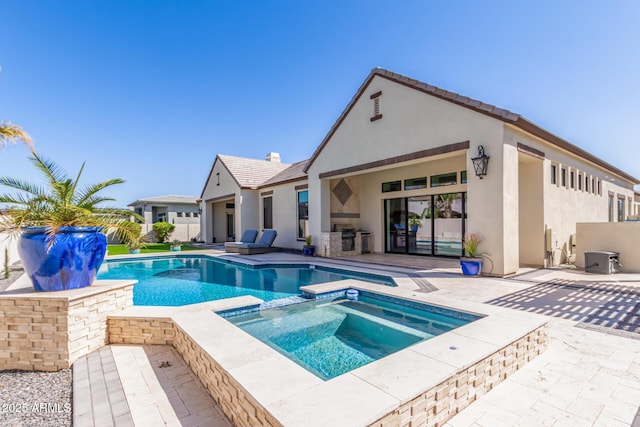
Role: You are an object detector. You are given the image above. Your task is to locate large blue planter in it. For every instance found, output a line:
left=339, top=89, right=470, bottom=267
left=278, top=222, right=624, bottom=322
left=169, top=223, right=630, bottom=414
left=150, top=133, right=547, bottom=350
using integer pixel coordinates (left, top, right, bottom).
left=460, top=257, right=483, bottom=276
left=18, top=226, right=107, bottom=292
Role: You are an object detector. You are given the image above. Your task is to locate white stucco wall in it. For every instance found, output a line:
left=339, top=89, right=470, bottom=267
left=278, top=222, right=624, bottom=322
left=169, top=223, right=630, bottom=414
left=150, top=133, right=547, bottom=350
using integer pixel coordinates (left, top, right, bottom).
left=518, top=155, right=545, bottom=266
left=504, top=126, right=636, bottom=266
left=0, top=233, right=19, bottom=271
left=200, top=158, right=241, bottom=243
left=259, top=181, right=308, bottom=250
left=307, top=74, right=506, bottom=272
left=238, top=189, right=259, bottom=238
left=575, top=222, right=640, bottom=273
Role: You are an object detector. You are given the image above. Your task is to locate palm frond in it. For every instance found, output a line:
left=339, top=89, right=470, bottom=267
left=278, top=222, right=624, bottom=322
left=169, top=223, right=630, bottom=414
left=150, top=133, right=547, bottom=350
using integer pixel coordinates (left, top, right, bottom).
left=0, top=122, right=33, bottom=151
left=76, top=179, right=125, bottom=205
left=0, top=151, right=132, bottom=235
left=0, top=177, right=47, bottom=197
left=30, top=152, right=68, bottom=186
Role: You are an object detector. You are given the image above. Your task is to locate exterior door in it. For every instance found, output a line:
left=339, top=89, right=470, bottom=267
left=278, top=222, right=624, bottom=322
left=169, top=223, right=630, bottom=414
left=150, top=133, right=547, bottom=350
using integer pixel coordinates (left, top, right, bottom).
left=384, top=198, right=406, bottom=253
left=384, top=193, right=465, bottom=257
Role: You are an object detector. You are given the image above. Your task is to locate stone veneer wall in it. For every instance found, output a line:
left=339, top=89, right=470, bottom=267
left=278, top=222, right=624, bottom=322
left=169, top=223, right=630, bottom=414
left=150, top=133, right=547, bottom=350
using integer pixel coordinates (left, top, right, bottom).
left=172, top=324, right=283, bottom=427
left=108, top=317, right=174, bottom=345
left=369, top=325, right=549, bottom=427
left=0, top=282, right=133, bottom=372
left=108, top=316, right=547, bottom=427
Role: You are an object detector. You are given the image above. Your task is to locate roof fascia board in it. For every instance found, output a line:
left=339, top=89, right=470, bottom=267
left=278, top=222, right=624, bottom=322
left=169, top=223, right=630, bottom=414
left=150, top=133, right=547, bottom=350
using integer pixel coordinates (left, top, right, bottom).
left=258, top=176, right=308, bottom=189
left=204, top=193, right=236, bottom=204
left=507, top=121, right=638, bottom=184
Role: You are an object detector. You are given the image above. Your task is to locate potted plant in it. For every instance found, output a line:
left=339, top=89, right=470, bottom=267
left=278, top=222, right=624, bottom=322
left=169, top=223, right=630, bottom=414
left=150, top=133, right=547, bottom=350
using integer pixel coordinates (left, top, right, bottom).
left=0, top=153, right=142, bottom=291
left=303, top=235, right=315, bottom=256
left=123, top=222, right=146, bottom=254
left=170, top=239, right=182, bottom=251
left=408, top=216, right=422, bottom=232
left=460, top=233, right=483, bottom=276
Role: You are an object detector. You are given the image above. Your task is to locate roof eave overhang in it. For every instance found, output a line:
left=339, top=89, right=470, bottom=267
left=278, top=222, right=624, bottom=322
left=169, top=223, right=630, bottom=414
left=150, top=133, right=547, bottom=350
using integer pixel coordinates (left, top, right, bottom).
left=258, top=176, right=308, bottom=189
left=511, top=118, right=639, bottom=184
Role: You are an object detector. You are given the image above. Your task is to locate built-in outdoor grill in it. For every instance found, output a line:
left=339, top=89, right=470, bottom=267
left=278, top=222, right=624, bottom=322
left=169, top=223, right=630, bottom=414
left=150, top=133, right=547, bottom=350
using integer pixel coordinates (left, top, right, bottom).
left=334, top=224, right=356, bottom=252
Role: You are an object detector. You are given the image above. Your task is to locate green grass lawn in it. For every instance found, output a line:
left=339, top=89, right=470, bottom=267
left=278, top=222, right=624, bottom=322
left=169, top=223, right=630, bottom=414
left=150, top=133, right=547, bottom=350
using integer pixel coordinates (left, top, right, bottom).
left=107, top=243, right=202, bottom=256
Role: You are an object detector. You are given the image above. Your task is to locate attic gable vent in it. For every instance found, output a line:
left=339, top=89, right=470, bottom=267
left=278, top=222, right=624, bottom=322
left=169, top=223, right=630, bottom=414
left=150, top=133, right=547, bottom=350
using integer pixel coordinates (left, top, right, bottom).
left=370, top=91, right=382, bottom=122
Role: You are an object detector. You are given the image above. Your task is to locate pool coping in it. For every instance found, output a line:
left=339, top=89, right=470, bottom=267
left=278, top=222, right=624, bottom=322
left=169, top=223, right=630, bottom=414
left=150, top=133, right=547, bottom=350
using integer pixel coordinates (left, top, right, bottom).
left=108, top=279, right=548, bottom=427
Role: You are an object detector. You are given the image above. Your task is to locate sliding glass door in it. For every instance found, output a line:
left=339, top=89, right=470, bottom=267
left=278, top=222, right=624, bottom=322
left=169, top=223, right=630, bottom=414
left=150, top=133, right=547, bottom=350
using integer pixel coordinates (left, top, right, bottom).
left=385, top=193, right=465, bottom=257
left=384, top=198, right=406, bottom=254
left=433, top=193, right=464, bottom=256
left=407, top=196, right=432, bottom=255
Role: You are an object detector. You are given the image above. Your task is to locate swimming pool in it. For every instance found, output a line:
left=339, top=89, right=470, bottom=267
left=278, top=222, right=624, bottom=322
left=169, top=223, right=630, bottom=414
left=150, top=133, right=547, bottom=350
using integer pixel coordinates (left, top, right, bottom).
left=229, top=294, right=478, bottom=380
left=97, top=256, right=395, bottom=306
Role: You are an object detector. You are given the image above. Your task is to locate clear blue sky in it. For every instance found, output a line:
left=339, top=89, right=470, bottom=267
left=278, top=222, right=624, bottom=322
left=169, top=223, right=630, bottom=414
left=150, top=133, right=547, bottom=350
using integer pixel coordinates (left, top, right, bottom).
left=1, top=1, right=639, bottom=206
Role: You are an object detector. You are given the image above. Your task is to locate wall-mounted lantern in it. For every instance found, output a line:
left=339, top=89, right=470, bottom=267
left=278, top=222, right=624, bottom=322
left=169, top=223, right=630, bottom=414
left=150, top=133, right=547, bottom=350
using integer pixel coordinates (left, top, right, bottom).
left=471, top=145, right=490, bottom=179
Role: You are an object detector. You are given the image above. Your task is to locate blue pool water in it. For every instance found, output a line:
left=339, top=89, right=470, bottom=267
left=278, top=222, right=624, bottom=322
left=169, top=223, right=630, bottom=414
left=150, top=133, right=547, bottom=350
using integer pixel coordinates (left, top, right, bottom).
left=229, top=295, right=475, bottom=380
left=97, top=256, right=395, bottom=306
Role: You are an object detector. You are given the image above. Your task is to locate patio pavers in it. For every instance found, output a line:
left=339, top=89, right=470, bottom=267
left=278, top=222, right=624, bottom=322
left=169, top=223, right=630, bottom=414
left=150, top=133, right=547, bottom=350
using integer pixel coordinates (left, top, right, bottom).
left=75, top=250, right=640, bottom=426
left=73, top=345, right=231, bottom=427
left=488, top=279, right=640, bottom=337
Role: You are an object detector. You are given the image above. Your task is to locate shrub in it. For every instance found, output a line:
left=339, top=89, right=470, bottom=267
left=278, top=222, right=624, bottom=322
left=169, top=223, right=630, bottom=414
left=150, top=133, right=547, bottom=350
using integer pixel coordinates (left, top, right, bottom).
left=462, top=233, right=482, bottom=257
left=152, top=222, right=175, bottom=243
left=122, top=222, right=146, bottom=249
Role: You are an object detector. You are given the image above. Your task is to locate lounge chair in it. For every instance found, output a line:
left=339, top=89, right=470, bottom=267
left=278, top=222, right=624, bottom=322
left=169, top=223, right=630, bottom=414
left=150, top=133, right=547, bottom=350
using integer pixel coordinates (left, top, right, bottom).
left=236, top=230, right=278, bottom=255
left=224, top=229, right=259, bottom=253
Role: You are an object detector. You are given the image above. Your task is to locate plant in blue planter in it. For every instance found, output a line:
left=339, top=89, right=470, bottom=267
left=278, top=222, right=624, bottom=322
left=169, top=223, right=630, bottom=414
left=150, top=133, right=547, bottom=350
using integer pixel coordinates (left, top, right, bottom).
left=123, top=222, right=146, bottom=254
left=460, top=233, right=483, bottom=276
left=0, top=153, right=142, bottom=291
left=170, top=239, right=182, bottom=251
left=303, top=235, right=315, bottom=256
left=408, top=216, right=422, bottom=232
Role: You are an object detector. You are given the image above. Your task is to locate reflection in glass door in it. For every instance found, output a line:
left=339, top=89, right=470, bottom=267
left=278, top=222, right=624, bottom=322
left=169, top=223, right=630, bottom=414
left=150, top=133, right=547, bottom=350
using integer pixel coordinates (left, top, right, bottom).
left=433, top=193, right=464, bottom=256
left=384, top=198, right=406, bottom=253
left=408, top=197, right=432, bottom=255
left=384, top=192, right=466, bottom=257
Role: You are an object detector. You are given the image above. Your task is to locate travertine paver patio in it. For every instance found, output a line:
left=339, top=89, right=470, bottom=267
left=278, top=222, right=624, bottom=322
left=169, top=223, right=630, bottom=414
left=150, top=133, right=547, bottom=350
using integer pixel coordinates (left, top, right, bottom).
left=74, top=345, right=231, bottom=426
left=433, top=270, right=640, bottom=427
left=73, top=252, right=640, bottom=426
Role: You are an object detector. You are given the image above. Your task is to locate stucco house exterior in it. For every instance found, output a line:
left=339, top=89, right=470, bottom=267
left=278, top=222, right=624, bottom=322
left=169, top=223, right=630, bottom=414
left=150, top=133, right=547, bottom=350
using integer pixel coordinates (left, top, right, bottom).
left=128, top=195, right=201, bottom=241
left=200, top=68, right=638, bottom=276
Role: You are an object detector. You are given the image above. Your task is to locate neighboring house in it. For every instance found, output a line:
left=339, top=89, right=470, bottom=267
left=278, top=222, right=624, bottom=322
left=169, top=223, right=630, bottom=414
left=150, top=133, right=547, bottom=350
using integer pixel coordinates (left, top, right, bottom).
left=200, top=68, right=638, bottom=276
left=128, top=195, right=201, bottom=241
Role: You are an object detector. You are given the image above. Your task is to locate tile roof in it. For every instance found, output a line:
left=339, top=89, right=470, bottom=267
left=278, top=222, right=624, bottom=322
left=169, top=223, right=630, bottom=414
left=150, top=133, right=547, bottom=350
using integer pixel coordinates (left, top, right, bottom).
left=260, top=159, right=309, bottom=188
left=128, top=195, right=199, bottom=206
left=217, top=154, right=292, bottom=189
left=304, top=68, right=638, bottom=184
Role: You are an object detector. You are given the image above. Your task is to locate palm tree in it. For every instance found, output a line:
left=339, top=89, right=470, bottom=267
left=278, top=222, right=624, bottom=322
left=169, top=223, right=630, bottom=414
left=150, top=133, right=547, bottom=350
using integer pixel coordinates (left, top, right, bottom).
left=0, top=122, right=33, bottom=151
left=0, top=152, right=141, bottom=242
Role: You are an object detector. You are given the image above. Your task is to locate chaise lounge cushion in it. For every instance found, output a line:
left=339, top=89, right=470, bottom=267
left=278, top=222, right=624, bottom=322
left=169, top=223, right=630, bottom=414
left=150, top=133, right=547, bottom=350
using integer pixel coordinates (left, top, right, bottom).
left=236, top=230, right=278, bottom=255
left=224, top=229, right=259, bottom=253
